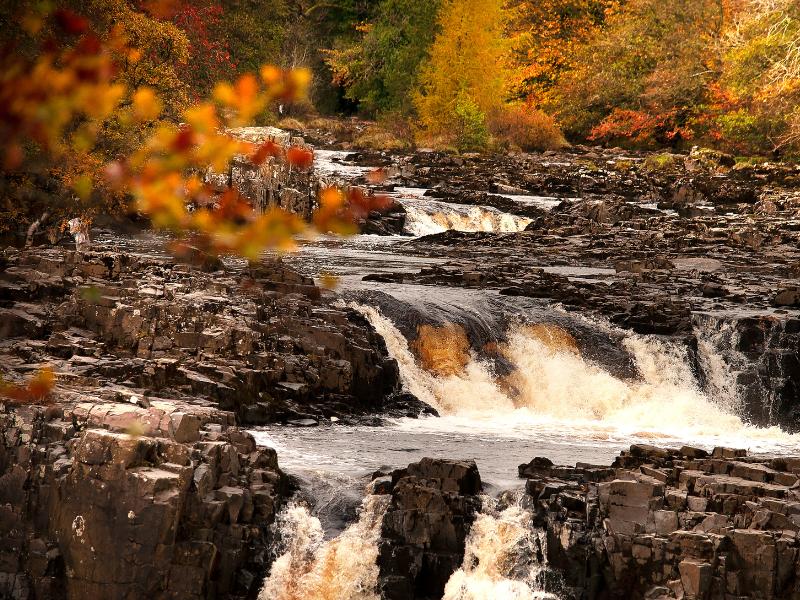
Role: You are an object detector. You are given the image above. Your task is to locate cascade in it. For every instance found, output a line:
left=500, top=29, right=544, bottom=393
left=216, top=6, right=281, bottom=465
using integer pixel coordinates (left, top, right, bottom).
left=352, top=303, right=794, bottom=447
left=443, top=496, right=558, bottom=600
left=258, top=493, right=389, bottom=600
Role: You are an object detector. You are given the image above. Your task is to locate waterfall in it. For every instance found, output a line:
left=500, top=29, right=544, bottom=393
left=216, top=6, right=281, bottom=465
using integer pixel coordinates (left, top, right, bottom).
left=693, top=315, right=746, bottom=414
left=692, top=312, right=794, bottom=426
left=258, top=493, right=389, bottom=600
left=401, top=198, right=531, bottom=236
left=443, top=496, right=558, bottom=600
left=352, top=304, right=794, bottom=445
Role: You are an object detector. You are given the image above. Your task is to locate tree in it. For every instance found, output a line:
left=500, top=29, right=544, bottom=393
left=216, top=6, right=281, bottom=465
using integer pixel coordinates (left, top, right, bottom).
left=173, top=1, right=236, bottom=98
left=716, top=0, right=800, bottom=153
left=507, top=0, right=618, bottom=106
left=414, top=0, right=510, bottom=141
left=552, top=0, right=724, bottom=146
left=217, top=0, right=291, bottom=75
left=0, top=0, right=191, bottom=240
left=0, top=3, right=387, bottom=255
left=325, top=0, right=441, bottom=115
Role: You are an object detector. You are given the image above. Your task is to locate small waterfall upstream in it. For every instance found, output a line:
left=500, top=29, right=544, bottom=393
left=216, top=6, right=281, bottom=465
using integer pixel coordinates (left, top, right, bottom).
left=400, top=197, right=531, bottom=236
left=312, top=151, right=533, bottom=237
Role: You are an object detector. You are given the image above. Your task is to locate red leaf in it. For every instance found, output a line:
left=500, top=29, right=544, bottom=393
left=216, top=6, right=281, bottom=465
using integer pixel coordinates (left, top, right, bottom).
left=171, top=127, right=195, bottom=152
left=286, top=147, right=313, bottom=170
left=250, top=141, right=283, bottom=165
left=54, top=9, right=89, bottom=35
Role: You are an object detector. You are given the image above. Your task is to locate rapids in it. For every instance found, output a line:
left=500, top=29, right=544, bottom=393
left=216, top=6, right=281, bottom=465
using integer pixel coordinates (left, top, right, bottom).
left=442, top=495, right=556, bottom=600
left=251, top=147, right=800, bottom=600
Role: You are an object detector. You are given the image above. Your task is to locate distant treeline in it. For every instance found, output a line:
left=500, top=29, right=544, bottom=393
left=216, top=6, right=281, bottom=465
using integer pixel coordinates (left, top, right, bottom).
left=2, top=0, right=798, bottom=156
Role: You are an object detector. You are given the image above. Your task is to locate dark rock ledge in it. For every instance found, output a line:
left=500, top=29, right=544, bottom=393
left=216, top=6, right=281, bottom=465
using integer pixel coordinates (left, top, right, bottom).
left=358, top=448, right=800, bottom=600
left=520, top=444, right=800, bottom=599
left=0, top=242, right=419, bottom=599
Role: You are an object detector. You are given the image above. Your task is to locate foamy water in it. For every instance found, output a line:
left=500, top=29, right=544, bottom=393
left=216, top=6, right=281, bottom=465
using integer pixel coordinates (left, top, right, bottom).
left=401, top=197, right=531, bottom=236
left=352, top=304, right=800, bottom=453
left=444, top=496, right=556, bottom=600
left=259, top=493, right=389, bottom=600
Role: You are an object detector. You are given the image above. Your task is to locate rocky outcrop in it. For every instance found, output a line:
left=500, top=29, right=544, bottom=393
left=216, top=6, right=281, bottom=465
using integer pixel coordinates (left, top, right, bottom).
left=0, top=243, right=405, bottom=426
left=205, top=127, right=317, bottom=220
left=376, top=458, right=482, bottom=600
left=521, top=444, right=800, bottom=599
left=0, top=400, right=286, bottom=599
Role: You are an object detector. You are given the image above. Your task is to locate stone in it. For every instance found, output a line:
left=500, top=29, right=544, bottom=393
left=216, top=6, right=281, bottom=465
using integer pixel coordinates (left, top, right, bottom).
left=519, top=444, right=800, bottom=599
left=170, top=412, right=201, bottom=443
left=774, top=288, right=800, bottom=307
left=378, top=458, right=482, bottom=599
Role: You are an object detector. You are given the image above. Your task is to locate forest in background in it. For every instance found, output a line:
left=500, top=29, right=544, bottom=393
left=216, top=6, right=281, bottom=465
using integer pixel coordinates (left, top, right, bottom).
left=5, top=0, right=796, bottom=155
left=1, top=0, right=799, bottom=243
left=326, top=0, right=800, bottom=157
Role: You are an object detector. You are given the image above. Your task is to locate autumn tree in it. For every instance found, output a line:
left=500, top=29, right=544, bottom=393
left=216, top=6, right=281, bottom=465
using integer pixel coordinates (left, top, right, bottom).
left=553, top=0, right=725, bottom=146
left=716, top=0, right=800, bottom=154
left=325, top=0, right=442, bottom=115
left=507, top=0, right=618, bottom=106
left=0, top=2, right=389, bottom=256
left=414, top=0, right=510, bottom=148
left=0, top=0, right=192, bottom=240
left=173, top=0, right=236, bottom=97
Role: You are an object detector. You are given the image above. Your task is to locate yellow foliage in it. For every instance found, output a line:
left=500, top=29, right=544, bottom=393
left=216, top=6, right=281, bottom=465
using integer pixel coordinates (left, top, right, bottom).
left=415, top=0, right=511, bottom=137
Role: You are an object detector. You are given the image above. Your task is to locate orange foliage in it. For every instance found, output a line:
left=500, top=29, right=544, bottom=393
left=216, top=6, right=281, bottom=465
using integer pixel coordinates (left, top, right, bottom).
left=1, top=5, right=387, bottom=257
left=487, top=104, right=566, bottom=150
left=313, top=187, right=393, bottom=236
left=508, top=0, right=619, bottom=105
left=588, top=109, right=694, bottom=146
left=0, top=369, right=55, bottom=404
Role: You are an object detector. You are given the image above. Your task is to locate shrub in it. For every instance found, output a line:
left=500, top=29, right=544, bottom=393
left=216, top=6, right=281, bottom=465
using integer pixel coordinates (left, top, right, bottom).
left=277, top=117, right=306, bottom=131
left=354, top=125, right=408, bottom=150
left=487, top=105, right=567, bottom=151
left=453, top=95, right=490, bottom=151
left=642, top=153, right=678, bottom=172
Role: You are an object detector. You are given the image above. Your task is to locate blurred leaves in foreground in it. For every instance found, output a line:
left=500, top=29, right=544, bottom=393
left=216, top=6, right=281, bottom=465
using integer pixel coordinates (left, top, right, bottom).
left=1, top=3, right=391, bottom=257
left=0, top=369, right=55, bottom=405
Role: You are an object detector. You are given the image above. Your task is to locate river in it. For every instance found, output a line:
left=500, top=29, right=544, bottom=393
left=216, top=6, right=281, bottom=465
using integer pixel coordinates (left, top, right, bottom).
left=247, top=148, right=800, bottom=599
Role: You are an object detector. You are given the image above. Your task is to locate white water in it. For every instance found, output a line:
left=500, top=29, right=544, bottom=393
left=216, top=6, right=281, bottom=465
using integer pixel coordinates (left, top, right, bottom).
left=313, top=150, right=374, bottom=183
left=258, top=493, right=389, bottom=600
left=694, top=316, right=745, bottom=415
left=352, top=304, right=798, bottom=452
left=400, top=197, right=532, bottom=236
left=443, top=497, right=556, bottom=600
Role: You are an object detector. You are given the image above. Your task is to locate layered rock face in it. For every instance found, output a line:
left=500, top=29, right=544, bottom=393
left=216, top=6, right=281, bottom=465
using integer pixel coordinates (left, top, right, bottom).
left=377, top=458, right=482, bottom=600
left=205, top=127, right=317, bottom=220
left=0, top=402, right=285, bottom=599
left=521, top=444, right=800, bottom=599
left=205, top=126, right=407, bottom=234
left=0, top=244, right=402, bottom=425
left=0, top=242, right=407, bottom=598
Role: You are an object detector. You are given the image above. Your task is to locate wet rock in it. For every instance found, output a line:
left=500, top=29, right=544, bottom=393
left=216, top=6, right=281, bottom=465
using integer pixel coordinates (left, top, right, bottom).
left=378, top=458, right=482, bottom=600
left=0, top=244, right=403, bottom=425
left=522, top=444, right=800, bottom=599
left=774, top=288, right=800, bottom=307
left=0, top=403, right=287, bottom=600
